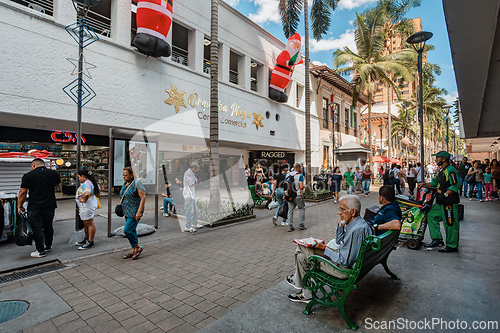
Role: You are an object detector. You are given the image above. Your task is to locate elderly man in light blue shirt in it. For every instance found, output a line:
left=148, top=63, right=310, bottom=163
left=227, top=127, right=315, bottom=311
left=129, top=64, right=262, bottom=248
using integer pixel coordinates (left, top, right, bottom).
left=286, top=194, right=373, bottom=303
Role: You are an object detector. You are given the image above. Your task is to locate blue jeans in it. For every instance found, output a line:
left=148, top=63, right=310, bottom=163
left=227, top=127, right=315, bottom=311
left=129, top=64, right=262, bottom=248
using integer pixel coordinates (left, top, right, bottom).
left=362, top=180, right=371, bottom=195
left=347, top=185, right=353, bottom=194
left=458, top=177, right=469, bottom=197
left=274, top=188, right=286, bottom=222
left=469, top=181, right=483, bottom=200
left=392, top=179, right=402, bottom=194
left=185, top=198, right=197, bottom=228
left=124, top=217, right=139, bottom=248
left=163, top=197, right=174, bottom=213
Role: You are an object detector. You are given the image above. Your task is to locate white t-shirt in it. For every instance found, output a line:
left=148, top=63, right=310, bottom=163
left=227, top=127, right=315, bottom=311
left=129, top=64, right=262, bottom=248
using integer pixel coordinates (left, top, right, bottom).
left=414, top=166, right=422, bottom=182
left=427, top=165, right=434, bottom=174
left=183, top=168, right=197, bottom=199
left=393, top=168, right=400, bottom=180
left=407, top=167, right=415, bottom=177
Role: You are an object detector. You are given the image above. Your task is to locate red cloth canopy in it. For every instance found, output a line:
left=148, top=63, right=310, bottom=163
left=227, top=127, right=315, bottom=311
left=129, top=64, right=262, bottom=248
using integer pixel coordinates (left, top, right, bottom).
left=0, top=150, right=54, bottom=159
left=390, top=158, right=402, bottom=164
left=368, top=155, right=390, bottom=163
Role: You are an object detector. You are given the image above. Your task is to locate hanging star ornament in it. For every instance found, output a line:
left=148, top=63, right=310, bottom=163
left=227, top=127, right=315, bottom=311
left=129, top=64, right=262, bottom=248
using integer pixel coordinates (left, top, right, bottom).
left=164, top=84, right=187, bottom=112
left=66, top=53, right=96, bottom=79
left=252, top=112, right=264, bottom=130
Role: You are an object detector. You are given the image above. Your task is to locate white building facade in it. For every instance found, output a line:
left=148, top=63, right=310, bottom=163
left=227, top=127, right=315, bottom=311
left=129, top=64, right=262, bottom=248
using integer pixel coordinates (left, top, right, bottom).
left=0, top=0, right=325, bottom=188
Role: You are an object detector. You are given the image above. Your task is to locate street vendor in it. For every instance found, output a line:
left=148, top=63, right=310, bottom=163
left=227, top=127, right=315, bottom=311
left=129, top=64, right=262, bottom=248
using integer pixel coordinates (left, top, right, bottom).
left=418, top=151, right=461, bottom=253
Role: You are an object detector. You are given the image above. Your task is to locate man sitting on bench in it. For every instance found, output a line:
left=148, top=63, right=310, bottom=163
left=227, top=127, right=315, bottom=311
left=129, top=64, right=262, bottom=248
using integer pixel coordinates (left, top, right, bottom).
left=286, top=195, right=373, bottom=303
left=368, top=185, right=402, bottom=235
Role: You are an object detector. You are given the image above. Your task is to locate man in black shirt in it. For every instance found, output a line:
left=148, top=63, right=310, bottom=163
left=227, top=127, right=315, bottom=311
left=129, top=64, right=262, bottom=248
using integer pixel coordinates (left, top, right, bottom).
left=18, top=158, right=61, bottom=258
left=272, top=164, right=289, bottom=226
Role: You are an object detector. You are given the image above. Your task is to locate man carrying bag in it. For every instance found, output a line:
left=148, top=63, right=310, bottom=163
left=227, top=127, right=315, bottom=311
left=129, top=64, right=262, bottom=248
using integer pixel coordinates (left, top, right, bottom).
left=18, top=158, right=61, bottom=258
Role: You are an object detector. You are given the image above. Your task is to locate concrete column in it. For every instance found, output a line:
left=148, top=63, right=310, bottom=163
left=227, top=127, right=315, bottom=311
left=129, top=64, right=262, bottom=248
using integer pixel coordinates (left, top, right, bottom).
left=111, top=0, right=131, bottom=46
left=190, top=30, right=203, bottom=72
left=55, top=0, right=76, bottom=25
left=240, top=55, right=250, bottom=90
left=257, top=64, right=266, bottom=95
left=219, top=43, right=230, bottom=83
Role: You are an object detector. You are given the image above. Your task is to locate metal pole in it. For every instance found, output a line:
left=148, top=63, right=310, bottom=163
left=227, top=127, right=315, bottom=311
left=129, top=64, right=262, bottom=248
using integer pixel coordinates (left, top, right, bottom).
left=446, top=110, right=449, bottom=152
left=108, top=128, right=113, bottom=237
left=418, top=49, right=424, bottom=172
left=75, top=9, right=84, bottom=231
left=332, top=113, right=335, bottom=167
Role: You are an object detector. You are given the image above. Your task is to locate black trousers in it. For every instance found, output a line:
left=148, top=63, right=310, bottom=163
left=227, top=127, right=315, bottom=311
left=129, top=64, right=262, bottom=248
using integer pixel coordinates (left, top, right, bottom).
left=28, top=209, right=55, bottom=253
left=407, top=177, right=416, bottom=195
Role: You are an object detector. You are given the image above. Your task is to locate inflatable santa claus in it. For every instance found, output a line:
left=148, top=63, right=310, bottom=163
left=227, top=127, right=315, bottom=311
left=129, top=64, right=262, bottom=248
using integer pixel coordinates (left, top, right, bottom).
left=133, top=0, right=173, bottom=58
left=269, top=33, right=303, bottom=103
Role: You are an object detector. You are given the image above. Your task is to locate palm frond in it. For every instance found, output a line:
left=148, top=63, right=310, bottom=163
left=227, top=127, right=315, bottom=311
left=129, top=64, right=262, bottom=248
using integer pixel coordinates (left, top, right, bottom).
left=279, top=0, right=302, bottom=38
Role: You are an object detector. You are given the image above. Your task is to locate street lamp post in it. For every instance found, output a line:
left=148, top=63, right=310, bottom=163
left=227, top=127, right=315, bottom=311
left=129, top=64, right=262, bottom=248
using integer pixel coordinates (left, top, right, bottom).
left=407, top=31, right=433, bottom=171
left=378, top=123, right=384, bottom=155
left=443, top=104, right=452, bottom=152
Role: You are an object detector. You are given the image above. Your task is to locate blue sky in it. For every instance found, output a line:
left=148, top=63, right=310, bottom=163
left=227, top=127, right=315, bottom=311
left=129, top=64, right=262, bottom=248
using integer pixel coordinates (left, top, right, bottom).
left=227, top=0, right=458, bottom=105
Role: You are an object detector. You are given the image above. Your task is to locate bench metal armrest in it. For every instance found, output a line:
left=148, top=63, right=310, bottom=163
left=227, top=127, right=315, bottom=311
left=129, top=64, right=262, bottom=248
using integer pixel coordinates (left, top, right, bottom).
left=307, top=255, right=352, bottom=275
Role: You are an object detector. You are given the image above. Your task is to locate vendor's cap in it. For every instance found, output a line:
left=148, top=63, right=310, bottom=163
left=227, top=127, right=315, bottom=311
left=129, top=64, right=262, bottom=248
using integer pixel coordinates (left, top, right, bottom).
left=355, top=166, right=360, bottom=169
left=432, top=151, right=451, bottom=159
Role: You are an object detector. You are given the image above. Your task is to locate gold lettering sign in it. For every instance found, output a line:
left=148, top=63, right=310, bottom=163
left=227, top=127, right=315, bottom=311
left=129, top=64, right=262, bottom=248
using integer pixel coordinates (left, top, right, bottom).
left=165, top=83, right=261, bottom=130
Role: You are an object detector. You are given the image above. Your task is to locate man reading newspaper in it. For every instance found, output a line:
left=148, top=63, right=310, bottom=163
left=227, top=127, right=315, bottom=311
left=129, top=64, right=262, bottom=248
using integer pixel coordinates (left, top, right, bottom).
left=286, top=195, right=373, bottom=303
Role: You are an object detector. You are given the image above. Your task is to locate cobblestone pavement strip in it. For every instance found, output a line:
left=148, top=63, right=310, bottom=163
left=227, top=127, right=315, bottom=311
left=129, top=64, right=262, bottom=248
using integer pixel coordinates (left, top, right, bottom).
left=1, top=188, right=499, bottom=332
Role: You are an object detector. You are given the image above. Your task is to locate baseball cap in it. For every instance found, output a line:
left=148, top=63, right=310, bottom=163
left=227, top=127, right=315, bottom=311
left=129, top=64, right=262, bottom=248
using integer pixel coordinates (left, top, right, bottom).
left=432, top=151, right=451, bottom=159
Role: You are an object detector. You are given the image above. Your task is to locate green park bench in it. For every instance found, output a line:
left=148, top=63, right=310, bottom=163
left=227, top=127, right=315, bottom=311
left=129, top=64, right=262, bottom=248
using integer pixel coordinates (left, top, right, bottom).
left=302, top=230, right=400, bottom=329
left=248, top=185, right=265, bottom=209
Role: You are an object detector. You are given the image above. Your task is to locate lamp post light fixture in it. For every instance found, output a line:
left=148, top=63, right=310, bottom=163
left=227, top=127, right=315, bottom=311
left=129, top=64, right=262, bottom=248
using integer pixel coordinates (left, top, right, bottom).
left=407, top=31, right=433, bottom=168
left=378, top=123, right=384, bottom=155
left=443, top=104, right=452, bottom=152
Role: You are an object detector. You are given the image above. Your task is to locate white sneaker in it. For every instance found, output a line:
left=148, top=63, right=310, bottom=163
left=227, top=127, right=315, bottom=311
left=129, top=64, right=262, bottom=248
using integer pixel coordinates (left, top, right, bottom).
left=195, top=224, right=204, bottom=228
left=184, top=227, right=197, bottom=232
left=281, top=222, right=288, bottom=226
left=162, top=213, right=170, bottom=217
left=30, top=251, right=46, bottom=258
left=160, top=206, right=164, bottom=210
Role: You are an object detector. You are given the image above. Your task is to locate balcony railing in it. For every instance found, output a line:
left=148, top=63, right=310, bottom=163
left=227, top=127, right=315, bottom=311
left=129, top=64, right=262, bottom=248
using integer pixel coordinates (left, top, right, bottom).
left=11, top=0, right=53, bottom=16
left=251, top=77, right=257, bottom=91
left=203, top=59, right=211, bottom=74
left=76, top=4, right=111, bottom=37
left=229, top=70, right=238, bottom=85
left=172, top=46, right=188, bottom=66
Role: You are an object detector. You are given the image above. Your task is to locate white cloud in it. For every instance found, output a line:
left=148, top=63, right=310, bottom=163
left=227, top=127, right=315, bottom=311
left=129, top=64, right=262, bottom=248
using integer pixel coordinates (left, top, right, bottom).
left=312, top=60, right=328, bottom=66
left=443, top=91, right=458, bottom=105
left=224, top=0, right=240, bottom=6
left=338, top=0, right=378, bottom=10
left=310, top=30, right=357, bottom=53
left=248, top=0, right=281, bottom=24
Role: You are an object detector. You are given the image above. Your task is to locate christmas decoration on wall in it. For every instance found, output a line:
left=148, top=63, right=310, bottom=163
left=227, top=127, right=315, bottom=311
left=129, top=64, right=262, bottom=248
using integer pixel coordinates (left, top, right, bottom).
left=134, top=0, right=173, bottom=58
left=269, top=33, right=303, bottom=103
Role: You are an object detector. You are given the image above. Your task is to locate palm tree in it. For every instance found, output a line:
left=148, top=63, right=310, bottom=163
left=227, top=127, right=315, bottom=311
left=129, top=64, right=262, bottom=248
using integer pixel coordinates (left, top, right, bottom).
left=376, top=0, right=421, bottom=158
left=391, top=102, right=417, bottom=160
left=279, top=0, right=339, bottom=188
left=209, top=0, right=220, bottom=211
left=333, top=8, right=416, bottom=169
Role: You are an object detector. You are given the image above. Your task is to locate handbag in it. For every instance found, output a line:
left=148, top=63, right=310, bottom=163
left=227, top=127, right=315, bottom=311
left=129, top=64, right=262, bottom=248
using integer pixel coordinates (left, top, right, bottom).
left=464, top=173, right=475, bottom=184
left=115, top=181, right=134, bottom=217
left=14, top=212, right=33, bottom=246
left=96, top=195, right=102, bottom=209
left=277, top=201, right=288, bottom=219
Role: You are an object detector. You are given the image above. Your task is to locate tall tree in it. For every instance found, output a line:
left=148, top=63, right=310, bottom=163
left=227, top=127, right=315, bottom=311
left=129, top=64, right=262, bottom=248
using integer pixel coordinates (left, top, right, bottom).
left=376, top=0, right=420, bottom=158
left=333, top=8, right=416, bottom=170
left=209, top=0, right=220, bottom=211
left=279, top=0, right=339, bottom=188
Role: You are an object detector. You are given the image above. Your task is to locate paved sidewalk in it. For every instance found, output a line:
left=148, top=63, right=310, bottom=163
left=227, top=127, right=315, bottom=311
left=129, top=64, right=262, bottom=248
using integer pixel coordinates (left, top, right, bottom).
left=1, top=189, right=499, bottom=332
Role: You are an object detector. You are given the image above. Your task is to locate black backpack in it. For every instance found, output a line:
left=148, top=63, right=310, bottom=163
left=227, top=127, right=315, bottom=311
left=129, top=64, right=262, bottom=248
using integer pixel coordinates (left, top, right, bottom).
left=389, top=169, right=396, bottom=181
left=283, top=174, right=298, bottom=202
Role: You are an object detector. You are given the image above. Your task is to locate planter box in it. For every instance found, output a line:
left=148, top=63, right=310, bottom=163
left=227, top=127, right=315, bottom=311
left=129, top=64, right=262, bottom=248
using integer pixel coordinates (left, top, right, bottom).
left=303, top=192, right=334, bottom=203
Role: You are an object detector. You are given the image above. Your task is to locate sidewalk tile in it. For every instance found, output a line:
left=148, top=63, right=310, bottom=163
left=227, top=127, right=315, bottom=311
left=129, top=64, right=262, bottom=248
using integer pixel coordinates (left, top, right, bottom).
left=206, top=305, right=229, bottom=319
left=193, top=300, right=217, bottom=312
left=120, top=314, right=149, bottom=330
left=57, top=318, right=89, bottom=333
left=137, top=302, right=162, bottom=316
left=51, top=311, right=79, bottom=327
left=194, top=316, right=217, bottom=329
left=170, top=304, right=196, bottom=318
left=112, top=308, right=140, bottom=322
left=78, top=306, right=105, bottom=321
left=159, top=298, right=184, bottom=311
left=103, top=301, right=129, bottom=315
left=182, top=310, right=210, bottom=326
left=146, top=309, right=174, bottom=324
left=86, top=312, right=113, bottom=328
left=156, top=315, right=185, bottom=331
left=168, top=322, right=197, bottom=333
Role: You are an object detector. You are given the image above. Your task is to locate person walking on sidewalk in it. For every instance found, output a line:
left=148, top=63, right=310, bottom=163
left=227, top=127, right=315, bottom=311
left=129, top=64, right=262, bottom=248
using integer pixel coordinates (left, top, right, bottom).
left=272, top=164, right=289, bottom=226
left=362, top=165, right=373, bottom=196
left=287, top=163, right=307, bottom=232
left=75, top=169, right=99, bottom=250
left=120, top=167, right=146, bottom=260
left=183, top=162, right=201, bottom=232
left=491, top=159, right=500, bottom=200
left=330, top=167, right=343, bottom=203
left=343, top=167, right=355, bottom=195
left=419, top=151, right=461, bottom=253
left=467, top=161, right=484, bottom=202
left=483, top=167, right=494, bottom=201
left=457, top=157, right=471, bottom=197
left=17, top=158, right=61, bottom=258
